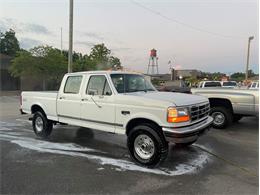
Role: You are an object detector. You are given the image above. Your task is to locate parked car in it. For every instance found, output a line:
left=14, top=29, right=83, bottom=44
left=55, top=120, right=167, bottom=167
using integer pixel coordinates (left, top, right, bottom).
left=156, top=80, right=191, bottom=94
left=192, top=88, right=259, bottom=129
left=21, top=71, right=213, bottom=167
left=198, top=81, right=222, bottom=88
left=221, top=81, right=237, bottom=88
left=248, top=81, right=259, bottom=89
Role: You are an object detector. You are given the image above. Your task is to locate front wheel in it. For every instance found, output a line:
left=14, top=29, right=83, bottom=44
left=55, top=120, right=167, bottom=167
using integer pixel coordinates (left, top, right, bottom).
left=127, top=124, right=168, bottom=168
left=32, top=111, right=53, bottom=138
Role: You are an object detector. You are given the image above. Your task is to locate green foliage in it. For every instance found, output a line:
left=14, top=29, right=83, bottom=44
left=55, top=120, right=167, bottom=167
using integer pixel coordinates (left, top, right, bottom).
left=109, top=56, right=121, bottom=70
left=230, top=70, right=257, bottom=81
left=7, top=29, right=122, bottom=90
left=230, top=72, right=245, bottom=81
left=10, top=46, right=67, bottom=89
left=0, top=29, right=20, bottom=56
left=88, top=43, right=122, bottom=70
left=200, top=72, right=225, bottom=80
left=89, top=43, right=111, bottom=62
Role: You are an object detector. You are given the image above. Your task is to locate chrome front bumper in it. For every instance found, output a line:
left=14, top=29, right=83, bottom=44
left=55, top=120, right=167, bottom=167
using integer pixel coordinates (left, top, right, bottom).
left=162, top=116, right=213, bottom=143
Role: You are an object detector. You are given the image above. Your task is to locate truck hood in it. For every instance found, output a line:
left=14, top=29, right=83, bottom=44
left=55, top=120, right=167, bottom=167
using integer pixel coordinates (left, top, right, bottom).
left=127, top=91, right=208, bottom=106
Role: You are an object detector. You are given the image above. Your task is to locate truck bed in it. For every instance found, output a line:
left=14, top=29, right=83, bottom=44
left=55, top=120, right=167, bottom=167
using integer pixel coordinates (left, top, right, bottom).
left=21, top=91, right=58, bottom=121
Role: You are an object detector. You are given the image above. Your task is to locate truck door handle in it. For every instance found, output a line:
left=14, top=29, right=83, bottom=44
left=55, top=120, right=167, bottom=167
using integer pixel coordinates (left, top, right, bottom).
left=81, top=98, right=88, bottom=101
left=121, top=111, right=130, bottom=115
left=59, top=96, right=65, bottom=99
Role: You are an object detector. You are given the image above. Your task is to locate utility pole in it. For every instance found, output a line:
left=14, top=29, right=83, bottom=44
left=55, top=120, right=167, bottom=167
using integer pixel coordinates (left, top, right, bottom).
left=60, top=27, right=63, bottom=55
left=68, top=0, right=74, bottom=73
left=245, top=36, right=254, bottom=81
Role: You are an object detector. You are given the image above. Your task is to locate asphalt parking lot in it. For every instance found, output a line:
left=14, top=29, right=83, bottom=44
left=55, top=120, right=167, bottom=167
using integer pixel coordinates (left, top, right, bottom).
left=0, top=96, right=258, bottom=194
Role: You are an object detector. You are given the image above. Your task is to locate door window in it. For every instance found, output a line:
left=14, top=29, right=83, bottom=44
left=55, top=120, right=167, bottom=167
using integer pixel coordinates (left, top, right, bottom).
left=86, top=75, right=112, bottom=96
left=64, top=76, right=82, bottom=94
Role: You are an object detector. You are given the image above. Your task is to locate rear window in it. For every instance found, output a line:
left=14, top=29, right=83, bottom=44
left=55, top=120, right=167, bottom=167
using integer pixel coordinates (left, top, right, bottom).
left=223, top=82, right=237, bottom=86
left=64, top=76, right=83, bottom=94
left=204, top=82, right=221, bottom=87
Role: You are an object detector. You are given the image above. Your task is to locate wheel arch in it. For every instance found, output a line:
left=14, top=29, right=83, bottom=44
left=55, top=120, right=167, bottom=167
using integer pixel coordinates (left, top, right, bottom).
left=208, top=98, right=233, bottom=113
left=126, top=118, right=162, bottom=136
left=31, top=104, right=46, bottom=116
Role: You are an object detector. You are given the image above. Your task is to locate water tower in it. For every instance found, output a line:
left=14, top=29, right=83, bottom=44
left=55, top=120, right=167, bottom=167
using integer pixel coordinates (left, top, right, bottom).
left=147, top=48, right=159, bottom=75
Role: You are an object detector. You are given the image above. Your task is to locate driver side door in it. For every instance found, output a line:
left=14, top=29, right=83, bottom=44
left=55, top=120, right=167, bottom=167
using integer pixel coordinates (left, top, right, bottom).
left=80, top=75, right=117, bottom=133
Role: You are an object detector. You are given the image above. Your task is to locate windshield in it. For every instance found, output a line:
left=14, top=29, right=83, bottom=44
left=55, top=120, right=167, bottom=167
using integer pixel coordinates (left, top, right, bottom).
left=223, top=82, right=237, bottom=86
left=110, top=74, right=156, bottom=93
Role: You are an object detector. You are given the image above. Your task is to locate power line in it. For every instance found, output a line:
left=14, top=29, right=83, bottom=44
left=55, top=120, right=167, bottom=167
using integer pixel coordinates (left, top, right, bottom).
left=130, top=0, right=246, bottom=39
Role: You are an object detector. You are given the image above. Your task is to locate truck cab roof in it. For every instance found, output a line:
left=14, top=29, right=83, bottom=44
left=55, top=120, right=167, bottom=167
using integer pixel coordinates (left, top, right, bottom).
left=65, top=70, right=142, bottom=76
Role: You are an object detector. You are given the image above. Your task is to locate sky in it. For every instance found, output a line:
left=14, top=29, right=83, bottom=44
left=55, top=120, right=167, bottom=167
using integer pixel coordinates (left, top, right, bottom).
left=0, top=0, right=259, bottom=74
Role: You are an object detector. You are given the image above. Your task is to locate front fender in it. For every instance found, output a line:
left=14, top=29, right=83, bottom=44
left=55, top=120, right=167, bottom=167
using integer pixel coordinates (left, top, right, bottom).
left=124, top=112, right=166, bottom=129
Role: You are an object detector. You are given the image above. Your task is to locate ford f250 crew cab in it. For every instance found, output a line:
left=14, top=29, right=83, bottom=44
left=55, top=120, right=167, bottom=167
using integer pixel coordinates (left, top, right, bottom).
left=21, top=71, right=213, bottom=167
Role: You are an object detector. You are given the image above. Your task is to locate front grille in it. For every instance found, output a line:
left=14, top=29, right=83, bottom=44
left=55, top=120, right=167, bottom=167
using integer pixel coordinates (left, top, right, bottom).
left=190, top=103, right=210, bottom=121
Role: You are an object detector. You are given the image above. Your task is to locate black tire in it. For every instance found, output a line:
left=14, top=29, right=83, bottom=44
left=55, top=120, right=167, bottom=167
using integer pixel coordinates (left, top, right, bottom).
left=32, top=111, right=53, bottom=138
left=127, top=123, right=168, bottom=168
left=233, top=115, right=243, bottom=122
left=175, top=140, right=197, bottom=147
left=210, top=107, right=233, bottom=129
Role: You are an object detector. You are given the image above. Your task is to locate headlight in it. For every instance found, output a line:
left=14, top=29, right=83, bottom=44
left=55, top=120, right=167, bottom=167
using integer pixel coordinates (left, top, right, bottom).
left=167, top=107, right=190, bottom=123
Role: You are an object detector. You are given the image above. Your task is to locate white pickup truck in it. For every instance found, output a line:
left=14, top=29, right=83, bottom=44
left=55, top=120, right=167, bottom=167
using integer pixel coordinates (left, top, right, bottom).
left=21, top=71, right=213, bottom=167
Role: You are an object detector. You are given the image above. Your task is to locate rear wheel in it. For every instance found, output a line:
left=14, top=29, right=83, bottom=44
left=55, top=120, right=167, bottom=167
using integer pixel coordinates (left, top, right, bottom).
left=210, top=107, right=233, bottom=129
left=32, top=111, right=53, bottom=138
left=127, top=124, right=168, bottom=168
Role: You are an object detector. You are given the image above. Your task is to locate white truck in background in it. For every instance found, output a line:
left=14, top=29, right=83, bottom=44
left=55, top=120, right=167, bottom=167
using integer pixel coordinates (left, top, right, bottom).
left=21, top=71, right=213, bottom=167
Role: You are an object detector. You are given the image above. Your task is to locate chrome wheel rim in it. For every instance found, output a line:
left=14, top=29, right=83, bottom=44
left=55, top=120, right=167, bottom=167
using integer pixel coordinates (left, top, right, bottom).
left=35, top=116, right=44, bottom=132
left=134, top=134, right=155, bottom=160
left=212, top=112, right=225, bottom=126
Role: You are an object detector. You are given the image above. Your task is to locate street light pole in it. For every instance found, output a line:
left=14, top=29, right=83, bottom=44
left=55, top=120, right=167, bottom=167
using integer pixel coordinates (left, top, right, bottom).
left=245, top=36, right=254, bottom=81
left=68, top=0, right=74, bottom=73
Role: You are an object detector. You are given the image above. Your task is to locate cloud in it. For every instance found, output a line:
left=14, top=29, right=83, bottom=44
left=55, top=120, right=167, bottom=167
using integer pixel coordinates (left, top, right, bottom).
left=20, top=38, right=42, bottom=49
left=74, top=40, right=96, bottom=47
left=111, top=47, right=132, bottom=52
left=24, top=23, right=50, bottom=34
left=80, top=32, right=104, bottom=40
left=0, top=18, right=52, bottom=35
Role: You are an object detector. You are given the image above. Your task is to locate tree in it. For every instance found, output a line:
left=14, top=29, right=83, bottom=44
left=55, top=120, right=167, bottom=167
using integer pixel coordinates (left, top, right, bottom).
left=89, top=43, right=111, bottom=62
left=10, top=45, right=67, bottom=90
left=109, top=56, right=122, bottom=70
left=73, top=54, right=96, bottom=72
left=0, top=29, right=20, bottom=56
left=88, top=43, right=112, bottom=70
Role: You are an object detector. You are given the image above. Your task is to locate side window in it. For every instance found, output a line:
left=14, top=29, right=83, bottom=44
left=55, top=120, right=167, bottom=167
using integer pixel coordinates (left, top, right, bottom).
left=86, top=75, right=112, bottom=96
left=64, top=76, right=82, bottom=94
left=103, top=80, right=112, bottom=96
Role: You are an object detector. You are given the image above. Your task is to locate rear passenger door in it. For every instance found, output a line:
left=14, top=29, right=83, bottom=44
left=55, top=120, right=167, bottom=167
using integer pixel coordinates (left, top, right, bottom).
left=57, top=75, right=83, bottom=124
left=80, top=75, right=116, bottom=133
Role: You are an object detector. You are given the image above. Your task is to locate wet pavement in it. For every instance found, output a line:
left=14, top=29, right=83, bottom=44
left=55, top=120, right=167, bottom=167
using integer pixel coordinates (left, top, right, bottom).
left=0, top=96, right=258, bottom=194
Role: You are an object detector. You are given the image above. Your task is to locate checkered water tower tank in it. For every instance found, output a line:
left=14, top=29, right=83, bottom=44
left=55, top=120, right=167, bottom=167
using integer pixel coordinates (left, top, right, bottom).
left=150, top=49, right=157, bottom=58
